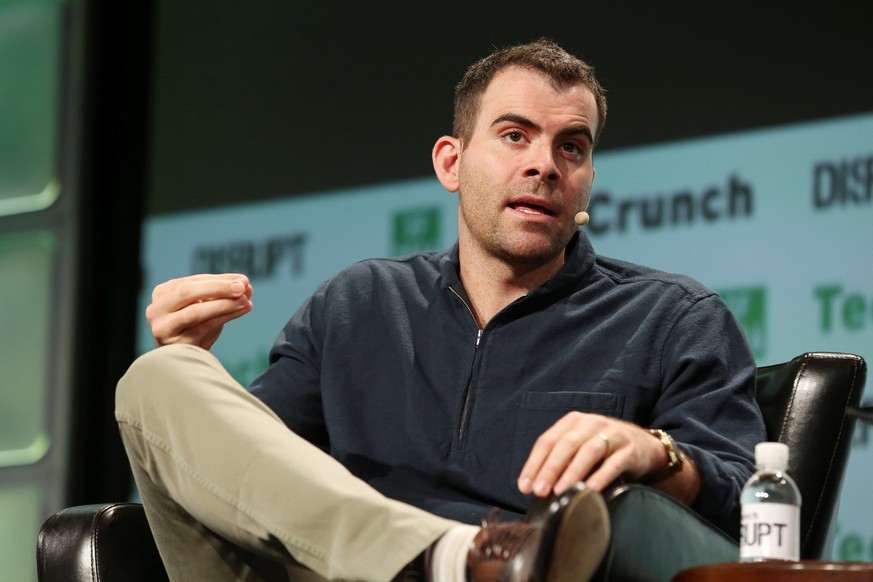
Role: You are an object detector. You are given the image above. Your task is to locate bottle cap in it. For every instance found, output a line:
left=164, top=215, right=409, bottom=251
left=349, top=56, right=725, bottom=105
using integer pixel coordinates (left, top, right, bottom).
left=755, top=441, right=789, bottom=471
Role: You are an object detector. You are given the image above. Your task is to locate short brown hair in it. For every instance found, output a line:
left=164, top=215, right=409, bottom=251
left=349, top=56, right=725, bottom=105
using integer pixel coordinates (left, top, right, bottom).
left=453, top=38, right=608, bottom=146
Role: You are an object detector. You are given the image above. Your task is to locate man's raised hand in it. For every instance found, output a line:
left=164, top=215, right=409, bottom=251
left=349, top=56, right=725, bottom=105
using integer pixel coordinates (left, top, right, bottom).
left=146, top=274, right=253, bottom=350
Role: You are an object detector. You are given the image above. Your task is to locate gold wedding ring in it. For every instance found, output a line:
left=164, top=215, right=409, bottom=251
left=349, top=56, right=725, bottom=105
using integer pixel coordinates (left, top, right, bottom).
left=596, top=433, right=611, bottom=456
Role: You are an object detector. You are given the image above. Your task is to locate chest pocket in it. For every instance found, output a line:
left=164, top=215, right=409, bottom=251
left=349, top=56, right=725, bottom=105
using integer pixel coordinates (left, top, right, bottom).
left=510, top=390, right=625, bottom=484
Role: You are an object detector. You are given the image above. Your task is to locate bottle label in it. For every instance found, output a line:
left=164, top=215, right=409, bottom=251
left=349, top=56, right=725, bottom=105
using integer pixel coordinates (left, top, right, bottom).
left=740, top=503, right=800, bottom=561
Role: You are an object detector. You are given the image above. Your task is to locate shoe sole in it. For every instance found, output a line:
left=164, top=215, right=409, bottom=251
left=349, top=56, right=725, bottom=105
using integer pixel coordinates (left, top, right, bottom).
left=545, top=486, right=610, bottom=582
left=501, top=485, right=610, bottom=582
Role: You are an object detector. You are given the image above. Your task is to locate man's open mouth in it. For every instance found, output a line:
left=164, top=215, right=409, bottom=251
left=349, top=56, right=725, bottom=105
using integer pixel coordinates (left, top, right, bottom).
left=508, top=202, right=555, bottom=216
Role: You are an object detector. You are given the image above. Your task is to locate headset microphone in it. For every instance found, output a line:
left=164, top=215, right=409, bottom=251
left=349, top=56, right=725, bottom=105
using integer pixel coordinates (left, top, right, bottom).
left=574, top=211, right=590, bottom=226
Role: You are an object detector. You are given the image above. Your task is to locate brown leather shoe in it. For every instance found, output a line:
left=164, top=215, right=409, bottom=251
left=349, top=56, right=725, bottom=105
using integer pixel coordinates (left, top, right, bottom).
left=467, top=484, right=609, bottom=582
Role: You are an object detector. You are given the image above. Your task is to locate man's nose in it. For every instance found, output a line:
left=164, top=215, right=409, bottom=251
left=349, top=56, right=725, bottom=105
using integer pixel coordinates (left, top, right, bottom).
left=524, top=144, right=560, bottom=181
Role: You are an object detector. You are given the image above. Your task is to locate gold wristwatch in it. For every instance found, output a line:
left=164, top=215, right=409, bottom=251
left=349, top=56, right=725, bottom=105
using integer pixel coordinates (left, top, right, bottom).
left=647, top=428, right=684, bottom=470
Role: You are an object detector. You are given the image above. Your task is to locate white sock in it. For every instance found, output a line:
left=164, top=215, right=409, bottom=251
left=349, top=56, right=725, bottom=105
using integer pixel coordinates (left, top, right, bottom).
left=429, top=524, right=480, bottom=582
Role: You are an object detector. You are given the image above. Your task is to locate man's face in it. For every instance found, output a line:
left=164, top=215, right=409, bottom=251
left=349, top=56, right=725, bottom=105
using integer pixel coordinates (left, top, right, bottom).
left=456, top=66, right=598, bottom=266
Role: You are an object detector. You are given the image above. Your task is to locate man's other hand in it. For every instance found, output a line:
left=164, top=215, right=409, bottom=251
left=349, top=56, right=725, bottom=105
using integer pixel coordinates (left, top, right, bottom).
left=517, top=411, right=700, bottom=505
left=146, top=274, right=253, bottom=350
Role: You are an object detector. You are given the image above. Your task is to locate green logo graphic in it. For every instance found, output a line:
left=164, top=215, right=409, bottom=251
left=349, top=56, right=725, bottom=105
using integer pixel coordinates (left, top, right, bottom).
left=391, top=206, right=442, bottom=256
left=718, top=286, right=767, bottom=360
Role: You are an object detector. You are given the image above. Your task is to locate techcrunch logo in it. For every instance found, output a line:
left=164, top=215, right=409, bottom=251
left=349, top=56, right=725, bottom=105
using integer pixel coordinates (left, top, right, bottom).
left=815, top=284, right=873, bottom=332
left=587, top=174, right=754, bottom=235
left=717, top=286, right=767, bottom=360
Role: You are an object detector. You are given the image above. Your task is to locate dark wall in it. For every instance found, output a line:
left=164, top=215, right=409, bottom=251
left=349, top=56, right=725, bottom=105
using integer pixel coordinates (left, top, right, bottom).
left=145, top=1, right=873, bottom=215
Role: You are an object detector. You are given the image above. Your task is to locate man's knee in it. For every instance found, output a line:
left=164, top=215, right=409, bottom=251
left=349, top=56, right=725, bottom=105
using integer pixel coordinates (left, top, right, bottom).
left=116, top=344, right=216, bottom=419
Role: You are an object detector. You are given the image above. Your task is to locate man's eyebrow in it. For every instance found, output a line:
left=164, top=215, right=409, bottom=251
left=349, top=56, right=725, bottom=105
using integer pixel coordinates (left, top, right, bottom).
left=557, top=125, right=594, bottom=145
left=490, top=113, right=541, bottom=132
left=491, top=113, right=593, bottom=144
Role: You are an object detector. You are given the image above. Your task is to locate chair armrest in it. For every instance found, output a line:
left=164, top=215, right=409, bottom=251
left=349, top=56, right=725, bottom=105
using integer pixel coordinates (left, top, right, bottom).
left=37, top=502, right=168, bottom=582
left=592, top=484, right=739, bottom=582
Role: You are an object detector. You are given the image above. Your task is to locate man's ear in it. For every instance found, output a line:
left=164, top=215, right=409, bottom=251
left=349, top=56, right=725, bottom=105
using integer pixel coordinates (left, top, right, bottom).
left=432, top=135, right=461, bottom=192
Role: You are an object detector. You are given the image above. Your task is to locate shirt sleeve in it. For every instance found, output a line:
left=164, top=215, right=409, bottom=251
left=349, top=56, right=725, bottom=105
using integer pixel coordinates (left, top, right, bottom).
left=649, top=292, right=766, bottom=539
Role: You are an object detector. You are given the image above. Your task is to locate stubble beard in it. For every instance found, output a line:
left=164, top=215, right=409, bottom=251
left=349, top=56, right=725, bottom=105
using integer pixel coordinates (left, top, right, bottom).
left=494, top=220, right=576, bottom=266
left=459, top=196, right=577, bottom=267
left=457, top=160, right=582, bottom=268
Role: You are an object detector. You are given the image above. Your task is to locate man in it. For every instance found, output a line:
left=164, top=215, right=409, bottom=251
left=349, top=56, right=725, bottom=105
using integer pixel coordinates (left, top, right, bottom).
left=116, top=39, right=765, bottom=581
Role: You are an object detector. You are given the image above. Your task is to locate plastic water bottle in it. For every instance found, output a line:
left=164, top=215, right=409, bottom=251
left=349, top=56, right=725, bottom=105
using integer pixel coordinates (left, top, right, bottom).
left=739, top=442, right=801, bottom=562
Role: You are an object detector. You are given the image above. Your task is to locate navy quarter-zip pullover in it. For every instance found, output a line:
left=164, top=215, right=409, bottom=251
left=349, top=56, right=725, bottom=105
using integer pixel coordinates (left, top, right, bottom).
left=249, top=231, right=765, bottom=539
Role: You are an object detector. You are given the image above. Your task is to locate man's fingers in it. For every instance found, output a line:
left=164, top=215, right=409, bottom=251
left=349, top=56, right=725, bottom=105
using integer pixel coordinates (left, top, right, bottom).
left=552, top=433, right=616, bottom=493
left=147, top=274, right=253, bottom=348
left=517, top=416, right=573, bottom=494
left=518, top=412, right=675, bottom=498
left=518, top=413, right=607, bottom=497
left=173, top=295, right=251, bottom=329
left=151, top=300, right=252, bottom=348
left=583, top=451, right=627, bottom=492
left=153, top=275, right=251, bottom=313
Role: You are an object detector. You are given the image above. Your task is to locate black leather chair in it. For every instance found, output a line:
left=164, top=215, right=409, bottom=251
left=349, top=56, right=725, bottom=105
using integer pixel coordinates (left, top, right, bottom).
left=37, top=502, right=168, bottom=582
left=36, top=352, right=867, bottom=581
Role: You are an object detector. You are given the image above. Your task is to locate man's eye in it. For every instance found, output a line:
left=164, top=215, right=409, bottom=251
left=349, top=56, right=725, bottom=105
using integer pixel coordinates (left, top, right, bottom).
left=505, top=131, right=523, bottom=142
left=561, top=142, right=589, bottom=159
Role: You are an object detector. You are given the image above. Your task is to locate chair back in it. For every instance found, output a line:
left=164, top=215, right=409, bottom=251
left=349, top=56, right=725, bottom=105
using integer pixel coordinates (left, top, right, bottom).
left=37, top=502, right=168, bottom=582
left=754, top=351, right=866, bottom=559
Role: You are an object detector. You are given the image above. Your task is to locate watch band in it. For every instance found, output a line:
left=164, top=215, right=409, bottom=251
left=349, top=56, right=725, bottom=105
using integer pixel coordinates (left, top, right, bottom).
left=647, top=428, right=684, bottom=469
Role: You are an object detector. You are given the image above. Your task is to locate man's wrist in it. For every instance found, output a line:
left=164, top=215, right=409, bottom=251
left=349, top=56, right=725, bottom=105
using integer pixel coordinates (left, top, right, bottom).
left=641, top=428, right=701, bottom=505
left=643, top=429, right=685, bottom=482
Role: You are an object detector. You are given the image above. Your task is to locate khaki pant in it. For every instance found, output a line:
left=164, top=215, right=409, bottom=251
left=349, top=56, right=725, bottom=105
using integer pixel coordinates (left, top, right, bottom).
left=115, top=344, right=456, bottom=581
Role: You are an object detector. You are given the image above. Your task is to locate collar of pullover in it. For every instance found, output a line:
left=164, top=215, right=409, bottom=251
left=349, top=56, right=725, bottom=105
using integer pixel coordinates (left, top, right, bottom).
left=438, top=231, right=598, bottom=302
